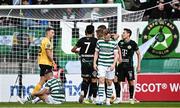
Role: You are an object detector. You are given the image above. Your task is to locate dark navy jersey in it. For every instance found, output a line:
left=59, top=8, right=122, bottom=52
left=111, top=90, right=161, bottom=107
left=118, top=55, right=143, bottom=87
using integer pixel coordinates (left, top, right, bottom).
left=118, top=40, right=139, bottom=67
left=76, top=37, right=97, bottom=60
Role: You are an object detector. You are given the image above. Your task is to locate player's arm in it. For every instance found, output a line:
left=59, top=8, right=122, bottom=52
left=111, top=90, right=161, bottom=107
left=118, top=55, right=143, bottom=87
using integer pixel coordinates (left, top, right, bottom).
left=46, top=49, right=55, bottom=64
left=93, top=50, right=99, bottom=71
left=93, top=41, right=99, bottom=71
left=110, top=47, right=118, bottom=71
left=71, top=46, right=79, bottom=53
left=45, top=42, right=57, bottom=70
left=136, top=49, right=141, bottom=73
left=33, top=87, right=49, bottom=96
left=71, top=39, right=81, bottom=53
left=118, top=46, right=122, bottom=64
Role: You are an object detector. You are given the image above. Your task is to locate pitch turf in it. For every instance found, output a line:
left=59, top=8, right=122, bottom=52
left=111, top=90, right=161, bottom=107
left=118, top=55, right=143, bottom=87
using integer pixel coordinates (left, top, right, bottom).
left=0, top=102, right=180, bottom=108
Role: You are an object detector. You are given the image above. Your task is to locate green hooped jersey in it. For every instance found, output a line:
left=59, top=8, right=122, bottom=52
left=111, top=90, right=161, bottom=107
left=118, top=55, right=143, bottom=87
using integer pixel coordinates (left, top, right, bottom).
left=96, top=40, right=118, bottom=67
left=45, top=78, right=65, bottom=102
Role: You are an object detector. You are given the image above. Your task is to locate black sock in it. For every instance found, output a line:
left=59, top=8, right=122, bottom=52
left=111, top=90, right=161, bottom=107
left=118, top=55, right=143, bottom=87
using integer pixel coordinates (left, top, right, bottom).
left=105, top=83, right=107, bottom=97
left=81, top=80, right=89, bottom=98
left=129, top=85, right=134, bottom=99
left=91, top=82, right=98, bottom=98
left=114, top=82, right=120, bottom=98
left=88, top=83, right=93, bottom=98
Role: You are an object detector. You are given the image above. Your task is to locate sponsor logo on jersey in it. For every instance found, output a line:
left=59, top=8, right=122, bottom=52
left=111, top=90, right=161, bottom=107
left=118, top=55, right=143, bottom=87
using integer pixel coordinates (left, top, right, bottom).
left=127, top=45, right=132, bottom=49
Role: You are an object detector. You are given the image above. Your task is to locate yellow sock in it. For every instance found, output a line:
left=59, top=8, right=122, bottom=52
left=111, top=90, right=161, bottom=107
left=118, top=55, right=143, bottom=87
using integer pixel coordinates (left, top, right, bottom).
left=32, top=83, right=42, bottom=94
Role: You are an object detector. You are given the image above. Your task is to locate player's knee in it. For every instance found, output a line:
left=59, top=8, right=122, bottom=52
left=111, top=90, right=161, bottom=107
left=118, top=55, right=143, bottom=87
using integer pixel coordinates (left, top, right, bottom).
left=113, top=76, right=118, bottom=82
left=98, top=78, right=105, bottom=84
left=128, top=80, right=134, bottom=86
left=106, top=79, right=113, bottom=86
left=82, top=77, right=89, bottom=83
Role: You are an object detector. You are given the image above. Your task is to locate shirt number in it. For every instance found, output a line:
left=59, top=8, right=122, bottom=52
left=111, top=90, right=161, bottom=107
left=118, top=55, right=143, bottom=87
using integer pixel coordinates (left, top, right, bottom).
left=84, top=42, right=90, bottom=53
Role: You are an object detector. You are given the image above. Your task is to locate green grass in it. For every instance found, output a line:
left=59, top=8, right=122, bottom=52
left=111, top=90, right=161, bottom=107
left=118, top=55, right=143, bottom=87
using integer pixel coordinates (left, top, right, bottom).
left=0, top=102, right=180, bottom=108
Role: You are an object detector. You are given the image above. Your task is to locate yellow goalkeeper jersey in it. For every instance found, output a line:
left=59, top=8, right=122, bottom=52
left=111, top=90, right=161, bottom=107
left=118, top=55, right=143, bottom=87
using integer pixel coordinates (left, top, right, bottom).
left=38, top=37, right=53, bottom=66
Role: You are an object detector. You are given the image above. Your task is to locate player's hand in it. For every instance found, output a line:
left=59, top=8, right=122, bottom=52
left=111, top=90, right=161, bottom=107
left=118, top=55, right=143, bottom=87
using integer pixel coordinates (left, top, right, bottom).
left=53, top=63, right=58, bottom=71
left=118, top=58, right=122, bottom=64
left=136, top=66, right=141, bottom=74
left=111, top=33, right=119, bottom=40
left=109, top=64, right=115, bottom=71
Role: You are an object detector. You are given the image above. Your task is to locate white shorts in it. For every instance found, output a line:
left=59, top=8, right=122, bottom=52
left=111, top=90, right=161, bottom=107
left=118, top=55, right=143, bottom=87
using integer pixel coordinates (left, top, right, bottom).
left=45, top=95, right=62, bottom=104
left=97, top=65, right=115, bottom=80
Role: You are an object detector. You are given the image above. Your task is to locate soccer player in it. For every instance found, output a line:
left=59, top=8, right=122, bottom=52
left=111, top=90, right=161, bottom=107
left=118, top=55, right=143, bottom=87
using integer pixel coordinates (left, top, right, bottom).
left=83, top=24, right=107, bottom=103
left=114, top=28, right=141, bottom=104
left=93, top=29, right=119, bottom=105
left=71, top=25, right=98, bottom=103
left=17, top=69, right=65, bottom=104
left=33, top=27, right=57, bottom=95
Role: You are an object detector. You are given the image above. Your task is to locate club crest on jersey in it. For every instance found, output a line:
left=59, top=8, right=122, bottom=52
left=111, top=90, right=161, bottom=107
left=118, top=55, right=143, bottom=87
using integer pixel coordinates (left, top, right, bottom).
left=142, top=20, right=179, bottom=56
left=46, top=44, right=51, bottom=49
left=127, top=45, right=132, bottom=49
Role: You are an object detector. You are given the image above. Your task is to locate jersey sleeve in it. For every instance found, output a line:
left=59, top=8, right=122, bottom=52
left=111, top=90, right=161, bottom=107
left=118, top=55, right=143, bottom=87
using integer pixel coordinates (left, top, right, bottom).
left=75, top=38, right=82, bottom=48
left=114, top=43, right=118, bottom=52
left=133, top=41, right=139, bottom=51
left=45, top=81, right=50, bottom=89
left=95, top=41, right=100, bottom=51
left=118, top=40, right=122, bottom=47
left=44, top=39, right=52, bottom=50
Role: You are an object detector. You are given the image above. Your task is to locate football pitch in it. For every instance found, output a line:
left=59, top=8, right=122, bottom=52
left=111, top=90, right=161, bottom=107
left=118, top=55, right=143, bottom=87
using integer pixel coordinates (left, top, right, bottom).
left=0, top=102, right=180, bottom=108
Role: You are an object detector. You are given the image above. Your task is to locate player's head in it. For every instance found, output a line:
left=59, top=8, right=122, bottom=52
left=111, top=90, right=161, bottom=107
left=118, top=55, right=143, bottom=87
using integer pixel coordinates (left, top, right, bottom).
left=122, top=28, right=132, bottom=40
left=96, top=25, right=107, bottom=39
left=45, top=27, right=55, bottom=39
left=44, top=69, right=53, bottom=80
left=97, top=25, right=106, bottom=30
left=85, top=25, right=94, bottom=36
left=96, top=28, right=104, bottom=39
left=103, top=28, right=111, bottom=41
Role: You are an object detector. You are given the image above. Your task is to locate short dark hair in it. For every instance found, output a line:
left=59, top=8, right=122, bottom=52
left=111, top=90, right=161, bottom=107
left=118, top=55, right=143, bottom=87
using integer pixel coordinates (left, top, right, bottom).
left=124, top=28, right=132, bottom=36
left=97, top=25, right=106, bottom=30
left=45, top=27, right=54, bottom=32
left=96, top=28, right=104, bottom=39
left=85, top=25, right=94, bottom=35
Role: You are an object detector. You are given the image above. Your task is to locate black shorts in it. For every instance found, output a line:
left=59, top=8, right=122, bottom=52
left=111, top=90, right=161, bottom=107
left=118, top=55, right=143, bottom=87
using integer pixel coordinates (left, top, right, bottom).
left=39, top=64, right=53, bottom=76
left=81, top=60, right=97, bottom=78
left=116, top=64, right=135, bottom=82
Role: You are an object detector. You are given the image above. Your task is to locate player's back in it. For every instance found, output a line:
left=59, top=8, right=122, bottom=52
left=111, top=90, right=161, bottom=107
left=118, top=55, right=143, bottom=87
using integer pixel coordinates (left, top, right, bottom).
left=46, top=78, right=65, bottom=102
left=77, top=37, right=97, bottom=58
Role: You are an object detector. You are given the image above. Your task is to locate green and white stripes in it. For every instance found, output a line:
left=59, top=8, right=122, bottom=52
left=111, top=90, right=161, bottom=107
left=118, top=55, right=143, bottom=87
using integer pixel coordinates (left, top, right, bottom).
left=96, top=40, right=118, bottom=67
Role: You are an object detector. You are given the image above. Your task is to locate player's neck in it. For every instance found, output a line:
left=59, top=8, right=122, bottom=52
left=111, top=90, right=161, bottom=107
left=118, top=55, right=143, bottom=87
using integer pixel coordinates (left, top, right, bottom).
left=104, top=38, right=110, bottom=42
left=46, top=36, right=51, bottom=40
left=86, top=34, right=93, bottom=37
left=124, top=38, right=130, bottom=42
